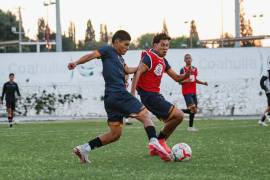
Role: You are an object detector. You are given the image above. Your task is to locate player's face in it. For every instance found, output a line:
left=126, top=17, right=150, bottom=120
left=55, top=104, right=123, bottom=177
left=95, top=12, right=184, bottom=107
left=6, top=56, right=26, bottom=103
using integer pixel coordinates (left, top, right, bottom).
left=154, top=39, right=169, bottom=57
left=184, top=55, right=192, bottom=65
left=115, top=40, right=130, bottom=55
left=9, top=75, right=14, bottom=82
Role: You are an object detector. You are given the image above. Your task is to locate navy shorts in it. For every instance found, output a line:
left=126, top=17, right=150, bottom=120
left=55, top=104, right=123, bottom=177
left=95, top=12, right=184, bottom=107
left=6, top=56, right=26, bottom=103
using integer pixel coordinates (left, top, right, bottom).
left=184, top=94, right=198, bottom=107
left=6, top=99, right=16, bottom=110
left=138, top=88, right=173, bottom=120
left=104, top=91, right=143, bottom=122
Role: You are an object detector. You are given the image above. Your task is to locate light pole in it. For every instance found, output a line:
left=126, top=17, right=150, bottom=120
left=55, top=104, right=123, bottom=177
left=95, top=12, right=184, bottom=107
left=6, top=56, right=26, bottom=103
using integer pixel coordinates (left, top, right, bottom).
left=11, top=7, right=24, bottom=53
left=43, top=0, right=62, bottom=52
left=235, top=0, right=241, bottom=47
left=55, top=0, right=62, bottom=52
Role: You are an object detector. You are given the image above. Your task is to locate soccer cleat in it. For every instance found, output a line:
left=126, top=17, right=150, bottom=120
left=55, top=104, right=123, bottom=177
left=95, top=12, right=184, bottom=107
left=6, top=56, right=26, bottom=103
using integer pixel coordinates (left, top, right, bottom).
left=73, top=145, right=91, bottom=164
left=258, top=120, right=268, bottom=127
left=187, top=127, right=198, bottom=132
left=158, top=139, right=171, bottom=154
left=149, top=138, right=173, bottom=161
left=148, top=144, right=158, bottom=156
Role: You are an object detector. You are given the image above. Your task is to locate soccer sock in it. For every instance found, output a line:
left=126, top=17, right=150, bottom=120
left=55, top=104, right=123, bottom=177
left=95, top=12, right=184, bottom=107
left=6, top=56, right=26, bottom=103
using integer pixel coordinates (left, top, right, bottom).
left=157, top=131, right=167, bottom=140
left=261, top=114, right=266, bottom=122
left=8, top=117, right=12, bottom=127
left=145, top=126, right=157, bottom=140
left=87, top=137, right=103, bottom=151
left=182, top=109, right=191, bottom=114
left=189, top=113, right=195, bottom=127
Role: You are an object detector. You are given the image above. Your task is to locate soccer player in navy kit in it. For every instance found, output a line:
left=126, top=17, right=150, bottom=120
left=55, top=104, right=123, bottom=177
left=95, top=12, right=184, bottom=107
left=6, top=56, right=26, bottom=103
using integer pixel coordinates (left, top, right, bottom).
left=259, top=68, right=270, bottom=127
left=68, top=30, right=172, bottom=163
left=131, top=33, right=190, bottom=158
left=0, top=73, right=21, bottom=128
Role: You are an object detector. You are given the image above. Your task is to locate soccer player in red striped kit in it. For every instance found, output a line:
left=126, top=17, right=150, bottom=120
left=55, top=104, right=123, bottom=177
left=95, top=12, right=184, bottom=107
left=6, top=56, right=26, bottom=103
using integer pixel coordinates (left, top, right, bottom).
left=131, top=33, right=190, bottom=159
left=179, top=54, right=208, bottom=132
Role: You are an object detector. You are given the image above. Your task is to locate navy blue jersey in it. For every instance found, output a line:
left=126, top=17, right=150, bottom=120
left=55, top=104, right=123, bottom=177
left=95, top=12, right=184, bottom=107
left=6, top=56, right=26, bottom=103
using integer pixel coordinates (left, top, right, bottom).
left=1, top=81, right=21, bottom=101
left=98, top=46, right=126, bottom=93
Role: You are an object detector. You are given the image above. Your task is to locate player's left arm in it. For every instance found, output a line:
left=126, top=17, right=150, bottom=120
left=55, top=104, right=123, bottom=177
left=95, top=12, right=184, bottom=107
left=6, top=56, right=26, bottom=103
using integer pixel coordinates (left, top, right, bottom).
left=166, top=68, right=189, bottom=82
left=15, top=83, right=21, bottom=97
left=165, top=59, right=190, bottom=82
left=196, top=79, right=208, bottom=86
left=124, top=64, right=138, bottom=74
left=130, top=62, right=148, bottom=96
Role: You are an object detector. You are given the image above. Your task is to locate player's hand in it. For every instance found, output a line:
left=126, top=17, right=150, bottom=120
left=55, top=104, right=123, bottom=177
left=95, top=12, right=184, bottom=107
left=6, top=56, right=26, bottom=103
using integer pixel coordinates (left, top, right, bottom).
left=68, top=62, right=77, bottom=70
left=204, top=82, right=208, bottom=86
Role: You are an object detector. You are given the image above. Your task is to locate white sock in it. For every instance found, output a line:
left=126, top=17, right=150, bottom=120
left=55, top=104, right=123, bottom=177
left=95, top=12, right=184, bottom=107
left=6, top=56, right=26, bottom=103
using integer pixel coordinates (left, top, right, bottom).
left=83, top=143, right=91, bottom=152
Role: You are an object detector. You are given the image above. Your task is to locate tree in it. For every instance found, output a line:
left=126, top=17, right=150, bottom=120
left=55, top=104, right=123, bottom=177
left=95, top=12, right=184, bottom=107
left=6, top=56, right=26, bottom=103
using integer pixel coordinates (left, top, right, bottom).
left=162, top=19, right=169, bottom=35
left=100, top=24, right=108, bottom=43
left=0, top=9, right=30, bottom=52
left=136, top=33, right=155, bottom=49
left=170, top=36, right=189, bottom=48
left=84, top=19, right=95, bottom=44
left=0, top=9, right=21, bottom=41
left=68, top=22, right=76, bottom=44
left=37, top=17, right=46, bottom=41
left=239, top=0, right=259, bottom=47
left=189, top=20, right=200, bottom=48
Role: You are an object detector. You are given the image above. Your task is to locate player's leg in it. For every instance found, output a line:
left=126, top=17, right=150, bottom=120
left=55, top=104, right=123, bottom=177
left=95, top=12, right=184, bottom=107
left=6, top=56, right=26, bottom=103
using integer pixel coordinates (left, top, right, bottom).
left=259, top=93, right=270, bottom=126
left=6, top=99, right=13, bottom=128
left=161, top=106, right=184, bottom=140
left=139, top=92, right=183, bottom=158
left=123, top=93, right=172, bottom=161
left=184, top=94, right=197, bottom=131
left=73, top=120, right=123, bottom=164
left=188, top=94, right=198, bottom=131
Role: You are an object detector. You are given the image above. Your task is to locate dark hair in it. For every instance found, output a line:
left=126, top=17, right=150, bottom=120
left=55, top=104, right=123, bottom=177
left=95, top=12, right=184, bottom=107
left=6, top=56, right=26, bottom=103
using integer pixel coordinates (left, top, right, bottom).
left=9, top=73, right=14, bottom=77
left=112, top=30, right=131, bottom=43
left=152, top=33, right=171, bottom=45
left=184, top=54, right=191, bottom=59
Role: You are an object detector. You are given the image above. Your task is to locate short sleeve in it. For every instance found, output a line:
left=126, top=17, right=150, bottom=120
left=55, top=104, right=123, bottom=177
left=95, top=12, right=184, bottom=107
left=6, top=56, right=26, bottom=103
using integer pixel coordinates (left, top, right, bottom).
left=164, top=58, right=171, bottom=71
left=180, top=68, right=184, bottom=74
left=142, top=54, right=152, bottom=69
left=98, top=46, right=111, bottom=58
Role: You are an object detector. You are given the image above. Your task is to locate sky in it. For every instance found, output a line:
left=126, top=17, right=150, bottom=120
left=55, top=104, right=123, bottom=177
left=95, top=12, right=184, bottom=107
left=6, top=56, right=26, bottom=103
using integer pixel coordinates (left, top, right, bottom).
left=0, top=0, right=269, bottom=44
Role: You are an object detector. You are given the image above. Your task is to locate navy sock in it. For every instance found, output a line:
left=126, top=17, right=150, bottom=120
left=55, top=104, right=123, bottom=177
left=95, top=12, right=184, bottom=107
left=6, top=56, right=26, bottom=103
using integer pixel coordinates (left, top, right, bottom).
left=145, top=126, right=157, bottom=140
left=182, top=109, right=191, bottom=114
left=157, top=131, right=167, bottom=140
left=261, top=115, right=266, bottom=122
left=189, top=113, right=195, bottom=127
left=88, top=137, right=103, bottom=150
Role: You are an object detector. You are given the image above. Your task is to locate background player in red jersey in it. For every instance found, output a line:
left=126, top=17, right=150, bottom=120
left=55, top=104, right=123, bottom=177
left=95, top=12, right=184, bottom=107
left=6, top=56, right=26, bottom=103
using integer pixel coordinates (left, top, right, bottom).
left=131, top=33, right=190, bottom=159
left=179, top=54, right=208, bottom=132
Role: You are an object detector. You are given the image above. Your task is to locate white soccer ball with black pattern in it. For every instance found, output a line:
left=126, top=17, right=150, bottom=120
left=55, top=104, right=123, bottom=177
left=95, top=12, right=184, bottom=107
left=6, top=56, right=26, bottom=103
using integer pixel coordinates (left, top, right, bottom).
left=172, top=143, right=192, bottom=161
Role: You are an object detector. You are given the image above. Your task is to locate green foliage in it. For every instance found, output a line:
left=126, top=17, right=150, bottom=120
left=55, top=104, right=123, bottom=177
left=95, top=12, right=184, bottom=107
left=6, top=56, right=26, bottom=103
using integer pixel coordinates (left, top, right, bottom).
left=0, top=120, right=269, bottom=180
left=17, top=90, right=82, bottom=116
left=0, top=9, right=19, bottom=41
left=136, top=33, right=155, bottom=49
left=170, top=36, right=189, bottom=48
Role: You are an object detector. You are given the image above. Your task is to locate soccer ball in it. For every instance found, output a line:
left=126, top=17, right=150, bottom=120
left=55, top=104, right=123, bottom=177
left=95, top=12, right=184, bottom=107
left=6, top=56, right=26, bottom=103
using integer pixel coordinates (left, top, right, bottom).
left=172, top=143, right=192, bottom=162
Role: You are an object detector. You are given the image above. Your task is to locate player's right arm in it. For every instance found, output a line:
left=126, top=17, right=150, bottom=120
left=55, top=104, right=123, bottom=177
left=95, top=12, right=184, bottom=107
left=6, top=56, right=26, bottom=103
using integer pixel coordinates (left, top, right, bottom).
left=67, top=50, right=101, bottom=70
left=1, top=83, right=6, bottom=104
left=130, top=62, right=148, bottom=96
left=260, top=75, right=268, bottom=91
